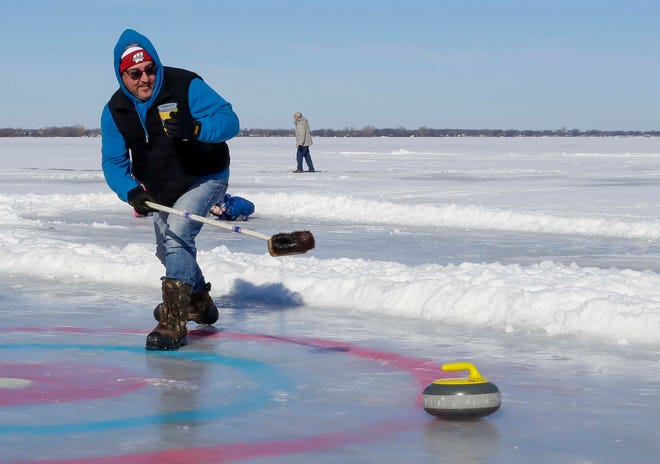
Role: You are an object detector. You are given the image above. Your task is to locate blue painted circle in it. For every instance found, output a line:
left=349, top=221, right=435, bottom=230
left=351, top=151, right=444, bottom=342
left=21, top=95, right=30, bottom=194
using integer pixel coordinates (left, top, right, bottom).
left=0, top=342, right=293, bottom=434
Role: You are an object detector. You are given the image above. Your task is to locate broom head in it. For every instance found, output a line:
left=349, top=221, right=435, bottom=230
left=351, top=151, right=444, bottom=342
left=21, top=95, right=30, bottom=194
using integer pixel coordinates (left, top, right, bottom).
left=267, top=231, right=315, bottom=257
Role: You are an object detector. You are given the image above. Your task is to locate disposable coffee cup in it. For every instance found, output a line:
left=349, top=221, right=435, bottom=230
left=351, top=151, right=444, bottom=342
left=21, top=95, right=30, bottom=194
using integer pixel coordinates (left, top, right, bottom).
left=157, top=102, right=178, bottom=124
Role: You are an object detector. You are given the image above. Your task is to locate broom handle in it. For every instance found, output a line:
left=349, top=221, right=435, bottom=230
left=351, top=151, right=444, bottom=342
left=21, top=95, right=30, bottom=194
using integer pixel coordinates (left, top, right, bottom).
left=145, top=201, right=272, bottom=242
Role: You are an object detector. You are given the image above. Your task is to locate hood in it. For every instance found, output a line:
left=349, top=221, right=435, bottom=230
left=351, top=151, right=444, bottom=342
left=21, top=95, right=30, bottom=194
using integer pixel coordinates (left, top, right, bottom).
left=113, top=29, right=164, bottom=113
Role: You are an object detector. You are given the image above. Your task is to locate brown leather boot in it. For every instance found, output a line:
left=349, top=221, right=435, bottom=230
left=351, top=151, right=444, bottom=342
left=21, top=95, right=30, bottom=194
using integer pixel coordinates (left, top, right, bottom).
left=153, top=281, right=219, bottom=325
left=146, top=279, right=192, bottom=351
left=188, top=282, right=219, bottom=325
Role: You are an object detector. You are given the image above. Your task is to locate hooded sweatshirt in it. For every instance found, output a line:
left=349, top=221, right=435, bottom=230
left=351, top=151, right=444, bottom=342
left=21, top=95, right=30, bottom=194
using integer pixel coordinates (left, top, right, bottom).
left=101, top=29, right=239, bottom=206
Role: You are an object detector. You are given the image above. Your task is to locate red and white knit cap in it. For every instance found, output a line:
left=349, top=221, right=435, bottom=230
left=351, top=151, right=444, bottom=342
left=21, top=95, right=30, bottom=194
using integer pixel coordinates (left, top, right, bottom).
left=119, top=45, right=154, bottom=73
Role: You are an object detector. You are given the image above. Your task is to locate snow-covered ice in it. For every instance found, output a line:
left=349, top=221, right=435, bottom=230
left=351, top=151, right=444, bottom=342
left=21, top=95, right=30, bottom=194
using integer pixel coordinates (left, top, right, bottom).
left=0, top=136, right=658, bottom=463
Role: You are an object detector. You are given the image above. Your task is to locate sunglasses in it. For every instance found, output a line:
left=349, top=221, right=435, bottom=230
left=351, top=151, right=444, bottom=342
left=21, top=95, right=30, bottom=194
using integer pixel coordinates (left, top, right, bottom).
left=124, top=64, right=157, bottom=80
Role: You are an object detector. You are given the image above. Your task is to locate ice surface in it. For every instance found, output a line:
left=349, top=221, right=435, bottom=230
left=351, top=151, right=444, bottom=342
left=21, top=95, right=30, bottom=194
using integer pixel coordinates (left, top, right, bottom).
left=0, top=137, right=658, bottom=463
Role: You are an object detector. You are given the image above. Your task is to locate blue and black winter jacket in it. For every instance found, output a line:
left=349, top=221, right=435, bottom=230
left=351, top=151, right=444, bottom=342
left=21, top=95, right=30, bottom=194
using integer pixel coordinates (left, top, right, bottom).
left=100, top=29, right=239, bottom=206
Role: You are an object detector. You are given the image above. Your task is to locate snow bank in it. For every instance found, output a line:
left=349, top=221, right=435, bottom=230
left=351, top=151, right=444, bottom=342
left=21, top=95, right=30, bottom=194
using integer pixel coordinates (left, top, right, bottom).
left=1, top=193, right=658, bottom=345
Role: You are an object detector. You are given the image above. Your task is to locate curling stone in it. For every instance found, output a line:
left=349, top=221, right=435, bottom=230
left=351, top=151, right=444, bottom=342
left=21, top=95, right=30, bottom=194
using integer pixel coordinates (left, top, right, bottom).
left=422, top=362, right=501, bottom=418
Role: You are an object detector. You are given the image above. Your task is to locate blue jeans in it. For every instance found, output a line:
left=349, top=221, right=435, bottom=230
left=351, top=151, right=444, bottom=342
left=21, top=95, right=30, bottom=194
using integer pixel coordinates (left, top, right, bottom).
left=153, top=174, right=229, bottom=293
left=296, top=145, right=315, bottom=171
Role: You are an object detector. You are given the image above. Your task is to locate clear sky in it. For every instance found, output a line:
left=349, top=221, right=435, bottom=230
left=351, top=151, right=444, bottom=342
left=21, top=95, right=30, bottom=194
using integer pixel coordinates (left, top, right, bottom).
left=2, top=0, right=659, bottom=130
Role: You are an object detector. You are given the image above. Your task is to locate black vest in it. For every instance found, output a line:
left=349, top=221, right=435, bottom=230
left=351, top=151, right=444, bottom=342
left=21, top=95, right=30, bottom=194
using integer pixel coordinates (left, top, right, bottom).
left=108, top=67, right=230, bottom=206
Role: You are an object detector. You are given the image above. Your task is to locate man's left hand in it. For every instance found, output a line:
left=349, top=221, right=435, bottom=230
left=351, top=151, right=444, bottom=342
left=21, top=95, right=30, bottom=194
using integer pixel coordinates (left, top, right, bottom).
left=164, top=111, right=201, bottom=141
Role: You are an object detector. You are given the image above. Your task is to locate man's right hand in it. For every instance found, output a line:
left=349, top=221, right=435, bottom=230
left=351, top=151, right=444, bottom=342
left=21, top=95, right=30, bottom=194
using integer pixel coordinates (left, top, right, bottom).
left=128, top=187, right=156, bottom=215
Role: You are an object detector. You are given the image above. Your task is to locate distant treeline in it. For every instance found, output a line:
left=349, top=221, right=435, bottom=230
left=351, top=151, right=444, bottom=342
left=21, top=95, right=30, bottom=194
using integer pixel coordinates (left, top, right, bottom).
left=2, top=125, right=660, bottom=138
left=240, top=127, right=660, bottom=137
left=0, top=126, right=99, bottom=137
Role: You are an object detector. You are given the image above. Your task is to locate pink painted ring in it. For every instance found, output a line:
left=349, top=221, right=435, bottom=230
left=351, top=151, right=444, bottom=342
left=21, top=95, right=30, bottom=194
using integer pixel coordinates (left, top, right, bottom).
left=0, top=363, right=146, bottom=406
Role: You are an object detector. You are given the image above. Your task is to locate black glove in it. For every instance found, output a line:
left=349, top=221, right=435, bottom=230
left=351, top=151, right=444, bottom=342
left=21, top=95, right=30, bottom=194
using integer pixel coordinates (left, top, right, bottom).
left=127, top=186, right=156, bottom=215
left=163, top=110, right=201, bottom=141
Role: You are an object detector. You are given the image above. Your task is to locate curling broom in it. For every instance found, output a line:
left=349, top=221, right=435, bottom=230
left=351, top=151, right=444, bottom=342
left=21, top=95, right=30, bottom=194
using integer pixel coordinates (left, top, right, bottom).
left=145, top=201, right=315, bottom=257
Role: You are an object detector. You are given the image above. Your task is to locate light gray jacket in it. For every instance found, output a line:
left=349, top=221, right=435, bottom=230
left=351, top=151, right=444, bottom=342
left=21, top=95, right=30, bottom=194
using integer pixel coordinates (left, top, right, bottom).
left=295, top=117, right=313, bottom=147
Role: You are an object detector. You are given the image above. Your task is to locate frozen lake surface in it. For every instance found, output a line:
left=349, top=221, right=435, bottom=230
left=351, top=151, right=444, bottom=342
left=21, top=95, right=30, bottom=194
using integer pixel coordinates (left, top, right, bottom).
left=0, top=136, right=659, bottom=463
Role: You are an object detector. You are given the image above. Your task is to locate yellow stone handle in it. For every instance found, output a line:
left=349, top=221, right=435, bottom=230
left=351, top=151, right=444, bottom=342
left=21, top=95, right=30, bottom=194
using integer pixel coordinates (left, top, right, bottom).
left=441, top=362, right=484, bottom=381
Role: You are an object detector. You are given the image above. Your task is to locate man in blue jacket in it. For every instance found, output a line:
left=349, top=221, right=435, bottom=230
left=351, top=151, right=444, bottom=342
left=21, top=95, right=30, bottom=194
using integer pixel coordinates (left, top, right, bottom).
left=101, top=29, right=240, bottom=350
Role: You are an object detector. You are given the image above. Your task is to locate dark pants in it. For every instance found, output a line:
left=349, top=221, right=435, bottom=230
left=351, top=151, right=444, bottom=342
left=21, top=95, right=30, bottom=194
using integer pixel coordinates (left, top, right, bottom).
left=296, top=145, right=315, bottom=171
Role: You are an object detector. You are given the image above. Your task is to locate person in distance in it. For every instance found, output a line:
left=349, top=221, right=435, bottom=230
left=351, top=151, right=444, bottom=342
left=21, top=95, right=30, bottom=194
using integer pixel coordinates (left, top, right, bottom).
left=292, top=112, right=316, bottom=173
